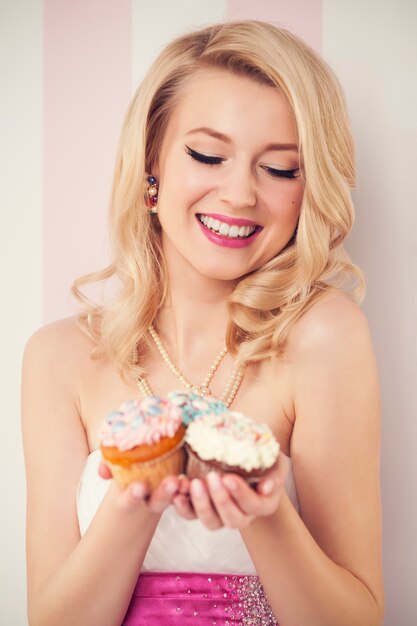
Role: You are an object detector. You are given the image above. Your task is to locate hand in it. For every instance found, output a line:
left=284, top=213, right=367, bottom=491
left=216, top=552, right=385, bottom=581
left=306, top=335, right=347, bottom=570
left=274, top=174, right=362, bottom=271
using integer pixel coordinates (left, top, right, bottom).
left=98, top=461, right=183, bottom=514
left=172, top=453, right=289, bottom=530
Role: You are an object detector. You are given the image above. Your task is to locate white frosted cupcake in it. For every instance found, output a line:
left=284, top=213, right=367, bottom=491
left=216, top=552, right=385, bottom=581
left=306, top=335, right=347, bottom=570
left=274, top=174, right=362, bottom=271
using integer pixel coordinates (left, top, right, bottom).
left=185, top=411, right=280, bottom=485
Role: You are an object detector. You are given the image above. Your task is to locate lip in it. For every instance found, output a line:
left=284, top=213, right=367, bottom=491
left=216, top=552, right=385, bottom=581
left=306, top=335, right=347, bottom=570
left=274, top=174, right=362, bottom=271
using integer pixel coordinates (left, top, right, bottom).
left=196, top=216, right=262, bottom=248
left=196, top=212, right=259, bottom=227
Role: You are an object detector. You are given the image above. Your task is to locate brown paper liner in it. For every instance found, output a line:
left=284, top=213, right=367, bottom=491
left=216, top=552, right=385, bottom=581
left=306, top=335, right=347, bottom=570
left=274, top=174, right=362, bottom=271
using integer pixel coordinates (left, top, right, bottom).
left=185, top=445, right=272, bottom=486
left=107, top=440, right=185, bottom=490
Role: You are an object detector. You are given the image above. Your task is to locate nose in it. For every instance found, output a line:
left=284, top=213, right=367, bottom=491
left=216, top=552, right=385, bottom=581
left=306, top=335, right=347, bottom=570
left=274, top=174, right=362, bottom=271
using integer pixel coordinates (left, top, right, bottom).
left=217, top=161, right=256, bottom=210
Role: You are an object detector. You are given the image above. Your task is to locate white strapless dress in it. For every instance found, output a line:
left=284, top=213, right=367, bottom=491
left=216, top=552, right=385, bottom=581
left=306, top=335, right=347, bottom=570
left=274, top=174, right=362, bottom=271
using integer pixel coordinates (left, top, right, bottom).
left=77, top=449, right=299, bottom=575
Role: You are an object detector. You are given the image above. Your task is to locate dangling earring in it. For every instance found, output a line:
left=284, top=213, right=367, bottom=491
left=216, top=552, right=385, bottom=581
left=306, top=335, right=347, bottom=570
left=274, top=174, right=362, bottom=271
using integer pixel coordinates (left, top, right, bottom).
left=144, top=174, right=158, bottom=214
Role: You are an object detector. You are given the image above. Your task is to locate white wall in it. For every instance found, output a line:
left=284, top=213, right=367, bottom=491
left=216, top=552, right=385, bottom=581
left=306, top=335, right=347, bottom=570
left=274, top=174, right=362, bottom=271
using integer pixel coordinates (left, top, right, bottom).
left=323, top=2, right=417, bottom=624
left=0, top=1, right=43, bottom=624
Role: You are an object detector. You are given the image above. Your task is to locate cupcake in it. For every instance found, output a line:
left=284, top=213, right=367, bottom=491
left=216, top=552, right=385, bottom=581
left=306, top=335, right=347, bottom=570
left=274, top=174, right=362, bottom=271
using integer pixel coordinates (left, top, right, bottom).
left=185, top=411, right=280, bottom=485
left=168, top=390, right=227, bottom=425
left=99, top=396, right=186, bottom=490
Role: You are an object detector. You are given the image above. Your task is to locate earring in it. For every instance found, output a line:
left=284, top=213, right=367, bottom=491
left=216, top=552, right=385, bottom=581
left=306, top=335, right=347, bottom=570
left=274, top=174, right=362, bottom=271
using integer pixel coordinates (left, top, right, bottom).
left=144, top=175, right=158, bottom=214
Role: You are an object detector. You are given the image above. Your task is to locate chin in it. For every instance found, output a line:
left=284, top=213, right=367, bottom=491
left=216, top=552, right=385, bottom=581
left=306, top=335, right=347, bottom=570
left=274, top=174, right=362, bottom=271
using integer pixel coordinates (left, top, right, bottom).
left=210, top=269, right=256, bottom=283
left=195, top=262, right=248, bottom=283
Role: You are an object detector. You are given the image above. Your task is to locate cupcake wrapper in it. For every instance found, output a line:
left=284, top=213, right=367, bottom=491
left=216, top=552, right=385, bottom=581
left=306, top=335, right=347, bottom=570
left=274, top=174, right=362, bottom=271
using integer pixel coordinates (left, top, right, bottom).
left=107, top=440, right=185, bottom=490
left=186, top=446, right=265, bottom=486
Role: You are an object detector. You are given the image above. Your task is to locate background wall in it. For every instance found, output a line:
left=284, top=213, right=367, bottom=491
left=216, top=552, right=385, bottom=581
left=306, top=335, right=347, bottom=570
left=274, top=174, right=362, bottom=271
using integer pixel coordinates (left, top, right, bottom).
left=1, top=1, right=415, bottom=624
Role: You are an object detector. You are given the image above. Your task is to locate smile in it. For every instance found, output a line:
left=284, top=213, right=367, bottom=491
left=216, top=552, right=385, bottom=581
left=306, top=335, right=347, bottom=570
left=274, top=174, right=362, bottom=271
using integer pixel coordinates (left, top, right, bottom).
left=196, top=213, right=259, bottom=239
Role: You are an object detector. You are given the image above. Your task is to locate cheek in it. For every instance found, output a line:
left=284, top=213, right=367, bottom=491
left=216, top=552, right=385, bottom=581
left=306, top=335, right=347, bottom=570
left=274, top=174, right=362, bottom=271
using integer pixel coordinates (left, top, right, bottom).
left=181, top=165, right=217, bottom=201
left=161, top=156, right=214, bottom=207
left=268, top=182, right=304, bottom=224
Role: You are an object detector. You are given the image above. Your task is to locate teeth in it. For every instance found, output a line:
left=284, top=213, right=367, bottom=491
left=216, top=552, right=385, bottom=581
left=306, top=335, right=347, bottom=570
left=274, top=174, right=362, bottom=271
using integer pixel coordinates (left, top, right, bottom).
left=198, top=214, right=256, bottom=238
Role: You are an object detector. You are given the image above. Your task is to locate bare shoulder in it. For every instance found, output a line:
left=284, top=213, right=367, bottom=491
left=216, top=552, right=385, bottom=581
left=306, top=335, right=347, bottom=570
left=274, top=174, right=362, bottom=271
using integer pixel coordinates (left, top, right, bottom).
left=285, top=289, right=379, bottom=443
left=287, top=293, right=374, bottom=376
left=25, top=315, right=95, bottom=361
left=287, top=291, right=373, bottom=361
left=22, top=317, right=97, bottom=594
left=284, top=293, right=383, bottom=611
left=23, top=316, right=98, bottom=387
left=22, top=315, right=95, bottom=433
left=22, top=316, right=97, bottom=452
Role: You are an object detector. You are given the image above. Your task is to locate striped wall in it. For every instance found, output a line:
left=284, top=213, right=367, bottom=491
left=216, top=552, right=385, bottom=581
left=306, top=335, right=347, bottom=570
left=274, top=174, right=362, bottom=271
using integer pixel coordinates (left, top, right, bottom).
left=2, top=1, right=415, bottom=624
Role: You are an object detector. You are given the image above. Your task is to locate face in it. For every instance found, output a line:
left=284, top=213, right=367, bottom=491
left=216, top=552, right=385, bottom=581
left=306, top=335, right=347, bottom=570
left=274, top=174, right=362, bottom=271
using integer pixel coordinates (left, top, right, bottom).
left=153, top=69, right=304, bottom=283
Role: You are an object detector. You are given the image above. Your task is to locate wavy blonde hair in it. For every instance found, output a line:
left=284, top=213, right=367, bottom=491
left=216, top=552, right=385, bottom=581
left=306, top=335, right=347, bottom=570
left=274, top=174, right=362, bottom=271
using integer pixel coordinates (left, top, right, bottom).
left=72, top=20, right=364, bottom=374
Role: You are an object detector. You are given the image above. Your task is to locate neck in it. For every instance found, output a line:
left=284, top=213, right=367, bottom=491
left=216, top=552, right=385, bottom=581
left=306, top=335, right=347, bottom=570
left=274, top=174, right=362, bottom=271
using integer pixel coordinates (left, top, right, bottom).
left=156, top=284, right=231, bottom=365
left=156, top=239, right=237, bottom=365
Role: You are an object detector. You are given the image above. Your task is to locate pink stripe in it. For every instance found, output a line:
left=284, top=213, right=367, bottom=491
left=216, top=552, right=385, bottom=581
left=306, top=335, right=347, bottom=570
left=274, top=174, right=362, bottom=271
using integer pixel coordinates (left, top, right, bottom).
left=43, top=0, right=131, bottom=322
left=227, top=0, right=322, bottom=52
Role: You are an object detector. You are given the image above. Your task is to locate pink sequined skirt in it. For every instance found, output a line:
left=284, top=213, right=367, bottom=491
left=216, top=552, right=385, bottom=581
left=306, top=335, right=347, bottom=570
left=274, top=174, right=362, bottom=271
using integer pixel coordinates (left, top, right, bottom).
left=123, top=572, right=279, bottom=625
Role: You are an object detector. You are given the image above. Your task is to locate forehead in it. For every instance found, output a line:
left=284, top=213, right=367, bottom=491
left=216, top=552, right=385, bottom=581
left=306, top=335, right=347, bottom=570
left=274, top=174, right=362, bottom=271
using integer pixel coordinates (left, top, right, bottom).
left=165, top=68, right=298, bottom=145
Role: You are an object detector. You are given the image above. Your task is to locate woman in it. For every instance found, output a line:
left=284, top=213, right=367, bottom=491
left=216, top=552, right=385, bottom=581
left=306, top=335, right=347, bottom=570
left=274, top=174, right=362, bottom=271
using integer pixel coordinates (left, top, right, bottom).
left=22, top=21, right=383, bottom=626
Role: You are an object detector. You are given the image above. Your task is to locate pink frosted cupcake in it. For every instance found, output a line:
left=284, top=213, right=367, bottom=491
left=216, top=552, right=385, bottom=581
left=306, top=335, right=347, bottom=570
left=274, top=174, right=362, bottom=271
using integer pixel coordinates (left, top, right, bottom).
left=99, top=397, right=185, bottom=490
left=185, top=411, right=280, bottom=485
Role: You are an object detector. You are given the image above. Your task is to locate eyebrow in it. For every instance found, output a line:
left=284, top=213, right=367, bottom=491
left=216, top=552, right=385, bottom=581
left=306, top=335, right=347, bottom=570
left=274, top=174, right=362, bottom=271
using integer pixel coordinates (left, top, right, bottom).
left=185, top=126, right=298, bottom=152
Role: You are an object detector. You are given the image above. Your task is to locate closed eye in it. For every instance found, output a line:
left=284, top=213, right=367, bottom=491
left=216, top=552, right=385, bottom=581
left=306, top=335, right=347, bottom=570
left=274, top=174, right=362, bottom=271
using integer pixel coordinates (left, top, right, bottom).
left=261, top=166, right=300, bottom=179
left=185, top=145, right=224, bottom=165
left=185, top=145, right=300, bottom=179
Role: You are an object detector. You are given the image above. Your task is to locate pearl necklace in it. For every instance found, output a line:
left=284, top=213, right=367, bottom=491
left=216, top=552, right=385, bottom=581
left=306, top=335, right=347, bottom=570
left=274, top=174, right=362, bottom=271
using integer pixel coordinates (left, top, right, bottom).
left=136, top=325, right=244, bottom=408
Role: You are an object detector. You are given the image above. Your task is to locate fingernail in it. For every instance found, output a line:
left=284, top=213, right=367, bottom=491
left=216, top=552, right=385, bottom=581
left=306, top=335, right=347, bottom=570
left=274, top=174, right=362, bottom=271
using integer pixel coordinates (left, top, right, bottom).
left=131, top=483, right=145, bottom=499
left=165, top=481, right=178, bottom=495
left=207, top=472, right=222, bottom=492
left=191, top=479, right=204, bottom=498
left=261, top=479, right=274, bottom=495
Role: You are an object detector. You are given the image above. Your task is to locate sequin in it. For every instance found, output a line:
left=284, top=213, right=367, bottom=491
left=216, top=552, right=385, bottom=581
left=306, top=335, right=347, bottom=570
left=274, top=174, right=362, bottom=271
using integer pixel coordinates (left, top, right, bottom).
left=124, top=572, right=278, bottom=625
left=233, top=575, right=278, bottom=625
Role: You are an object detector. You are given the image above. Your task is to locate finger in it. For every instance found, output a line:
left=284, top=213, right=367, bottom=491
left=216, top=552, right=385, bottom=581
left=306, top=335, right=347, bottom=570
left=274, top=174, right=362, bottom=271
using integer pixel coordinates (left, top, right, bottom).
left=147, top=476, right=179, bottom=513
left=221, top=471, right=281, bottom=517
left=114, top=480, right=150, bottom=512
left=190, top=479, right=223, bottom=530
left=173, top=494, right=197, bottom=520
left=206, top=472, right=250, bottom=528
left=178, top=474, right=191, bottom=495
left=257, top=453, right=289, bottom=496
left=98, top=462, right=112, bottom=480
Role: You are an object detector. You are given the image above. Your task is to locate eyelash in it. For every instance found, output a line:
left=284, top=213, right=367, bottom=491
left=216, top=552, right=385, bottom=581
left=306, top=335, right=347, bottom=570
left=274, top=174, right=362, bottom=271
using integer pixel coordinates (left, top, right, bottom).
left=185, top=145, right=300, bottom=180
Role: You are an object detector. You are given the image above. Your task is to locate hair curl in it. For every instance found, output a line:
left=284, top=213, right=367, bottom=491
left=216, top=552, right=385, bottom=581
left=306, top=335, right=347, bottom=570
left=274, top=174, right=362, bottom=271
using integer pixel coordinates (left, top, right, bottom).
left=72, top=20, right=364, bottom=375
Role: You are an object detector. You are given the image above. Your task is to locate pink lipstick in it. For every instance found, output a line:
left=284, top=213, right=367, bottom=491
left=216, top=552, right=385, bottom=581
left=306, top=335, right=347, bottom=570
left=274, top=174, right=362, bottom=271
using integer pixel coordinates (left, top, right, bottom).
left=196, top=214, right=262, bottom=249
left=198, top=212, right=258, bottom=227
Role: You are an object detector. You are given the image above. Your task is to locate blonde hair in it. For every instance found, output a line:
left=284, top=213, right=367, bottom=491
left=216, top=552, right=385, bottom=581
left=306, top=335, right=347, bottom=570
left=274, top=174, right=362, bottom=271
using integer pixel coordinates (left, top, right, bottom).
left=72, top=20, right=364, bottom=374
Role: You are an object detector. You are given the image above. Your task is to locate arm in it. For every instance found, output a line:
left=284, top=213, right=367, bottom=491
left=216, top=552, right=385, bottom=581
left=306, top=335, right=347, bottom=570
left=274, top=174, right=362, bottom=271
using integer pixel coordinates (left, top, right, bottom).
left=22, top=321, right=177, bottom=626
left=175, top=296, right=383, bottom=626
left=240, top=297, right=384, bottom=626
